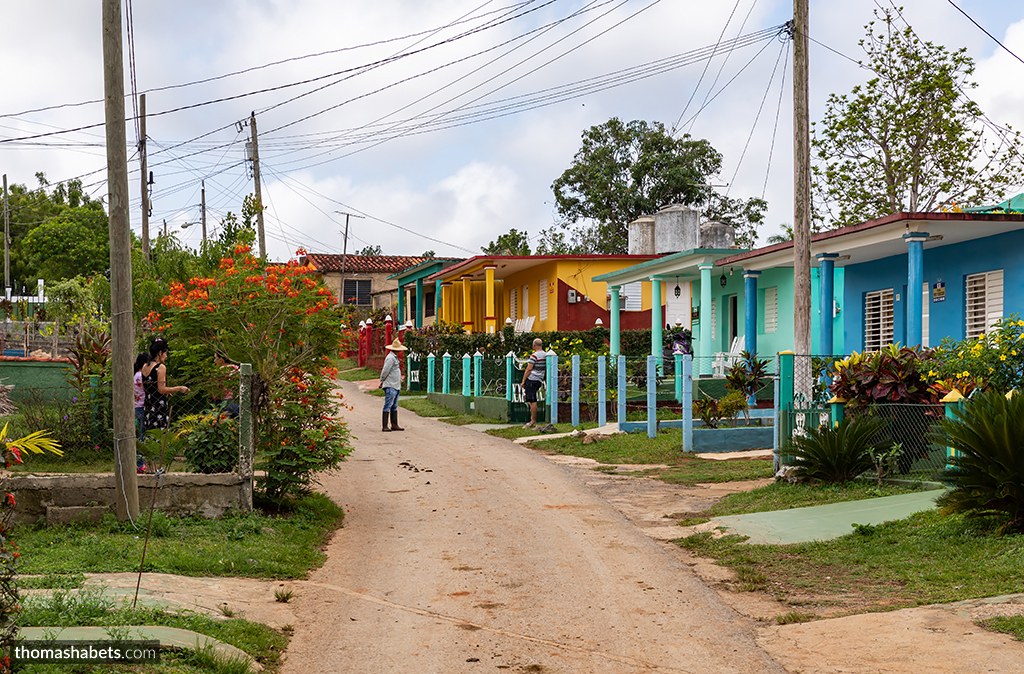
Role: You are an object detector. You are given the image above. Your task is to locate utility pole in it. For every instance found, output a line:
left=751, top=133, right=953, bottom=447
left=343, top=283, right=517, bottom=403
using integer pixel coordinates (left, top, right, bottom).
left=3, top=174, right=9, bottom=290
left=102, top=0, right=139, bottom=522
left=163, top=219, right=167, bottom=237
left=249, top=112, right=266, bottom=259
left=201, top=180, right=207, bottom=242
left=139, top=93, right=150, bottom=262
left=335, top=211, right=364, bottom=305
left=792, top=0, right=812, bottom=359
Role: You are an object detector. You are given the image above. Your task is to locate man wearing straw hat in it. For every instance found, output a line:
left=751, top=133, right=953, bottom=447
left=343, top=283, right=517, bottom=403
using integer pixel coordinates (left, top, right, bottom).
left=380, top=338, right=408, bottom=432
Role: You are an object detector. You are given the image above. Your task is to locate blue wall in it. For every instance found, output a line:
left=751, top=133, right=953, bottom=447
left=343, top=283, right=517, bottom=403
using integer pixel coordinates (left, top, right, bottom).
left=843, top=230, right=1024, bottom=352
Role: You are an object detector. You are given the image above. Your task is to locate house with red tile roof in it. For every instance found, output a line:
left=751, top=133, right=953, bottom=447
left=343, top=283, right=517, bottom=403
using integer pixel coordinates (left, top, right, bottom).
left=301, top=253, right=431, bottom=310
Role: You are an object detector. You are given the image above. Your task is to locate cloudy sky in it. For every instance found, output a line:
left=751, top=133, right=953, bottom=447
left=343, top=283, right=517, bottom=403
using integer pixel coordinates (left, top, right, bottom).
left=2, top=0, right=1023, bottom=261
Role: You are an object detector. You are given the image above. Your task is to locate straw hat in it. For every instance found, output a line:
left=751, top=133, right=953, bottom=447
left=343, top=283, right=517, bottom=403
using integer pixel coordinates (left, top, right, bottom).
left=385, top=338, right=409, bottom=352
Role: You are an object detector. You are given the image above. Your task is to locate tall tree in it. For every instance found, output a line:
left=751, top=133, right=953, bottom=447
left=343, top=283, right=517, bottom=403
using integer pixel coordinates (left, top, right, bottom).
left=812, top=9, right=1024, bottom=229
left=551, top=118, right=723, bottom=254
left=702, top=194, right=767, bottom=249
left=356, top=245, right=382, bottom=256
left=482, top=228, right=531, bottom=255
left=23, top=207, right=110, bottom=280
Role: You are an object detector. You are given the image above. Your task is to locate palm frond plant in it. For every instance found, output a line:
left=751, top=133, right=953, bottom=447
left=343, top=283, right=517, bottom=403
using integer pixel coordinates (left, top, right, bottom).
left=934, top=391, right=1024, bottom=534
left=787, top=416, right=888, bottom=483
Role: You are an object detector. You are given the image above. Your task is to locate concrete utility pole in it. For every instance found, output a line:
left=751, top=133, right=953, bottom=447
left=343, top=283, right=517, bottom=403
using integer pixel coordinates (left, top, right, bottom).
left=792, top=0, right=812, bottom=358
left=201, top=180, right=207, bottom=242
left=3, top=174, right=9, bottom=290
left=249, top=112, right=266, bottom=259
left=102, top=0, right=139, bottom=521
left=139, top=93, right=150, bottom=262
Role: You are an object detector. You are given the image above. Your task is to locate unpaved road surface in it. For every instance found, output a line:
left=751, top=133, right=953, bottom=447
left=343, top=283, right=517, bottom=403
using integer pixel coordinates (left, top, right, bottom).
left=282, top=383, right=785, bottom=674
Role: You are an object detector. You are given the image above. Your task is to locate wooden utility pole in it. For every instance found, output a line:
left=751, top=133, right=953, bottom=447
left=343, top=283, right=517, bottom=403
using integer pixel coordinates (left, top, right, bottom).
left=249, top=112, right=266, bottom=259
left=3, top=174, right=9, bottom=290
left=335, top=211, right=364, bottom=304
left=102, top=0, right=139, bottom=521
left=792, top=0, right=812, bottom=358
left=139, top=93, right=150, bottom=262
left=201, top=180, right=207, bottom=242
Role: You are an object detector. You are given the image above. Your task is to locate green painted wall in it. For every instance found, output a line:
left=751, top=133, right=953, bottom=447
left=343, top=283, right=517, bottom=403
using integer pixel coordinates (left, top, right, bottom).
left=0, top=360, right=73, bottom=401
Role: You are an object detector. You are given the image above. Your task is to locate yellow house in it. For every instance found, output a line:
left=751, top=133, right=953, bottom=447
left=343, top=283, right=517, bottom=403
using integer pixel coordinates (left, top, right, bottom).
left=428, top=255, right=661, bottom=334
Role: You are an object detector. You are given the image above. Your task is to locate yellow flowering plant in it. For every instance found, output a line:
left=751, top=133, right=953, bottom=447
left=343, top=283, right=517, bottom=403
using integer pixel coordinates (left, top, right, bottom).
left=933, top=314, right=1024, bottom=394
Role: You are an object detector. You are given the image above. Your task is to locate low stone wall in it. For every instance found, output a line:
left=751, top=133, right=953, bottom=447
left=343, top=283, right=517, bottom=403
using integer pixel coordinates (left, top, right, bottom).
left=693, top=426, right=773, bottom=453
left=2, top=472, right=250, bottom=524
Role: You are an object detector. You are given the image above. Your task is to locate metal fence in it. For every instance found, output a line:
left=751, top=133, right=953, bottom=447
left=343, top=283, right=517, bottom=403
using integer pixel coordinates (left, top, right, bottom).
left=846, top=403, right=948, bottom=481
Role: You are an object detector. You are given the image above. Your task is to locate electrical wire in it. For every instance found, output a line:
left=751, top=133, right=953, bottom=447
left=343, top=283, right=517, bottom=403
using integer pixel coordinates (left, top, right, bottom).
left=946, top=0, right=1024, bottom=67
left=762, top=39, right=790, bottom=200
left=672, top=0, right=743, bottom=134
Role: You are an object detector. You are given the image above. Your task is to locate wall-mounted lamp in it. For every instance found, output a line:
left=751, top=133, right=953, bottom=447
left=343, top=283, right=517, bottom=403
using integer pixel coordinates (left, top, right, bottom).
left=674, top=276, right=681, bottom=298
left=719, top=273, right=727, bottom=288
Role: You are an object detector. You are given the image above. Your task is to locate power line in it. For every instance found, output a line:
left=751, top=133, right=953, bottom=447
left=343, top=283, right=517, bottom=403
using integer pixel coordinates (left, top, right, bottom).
left=946, top=0, right=1024, bottom=67
left=672, top=0, right=743, bottom=133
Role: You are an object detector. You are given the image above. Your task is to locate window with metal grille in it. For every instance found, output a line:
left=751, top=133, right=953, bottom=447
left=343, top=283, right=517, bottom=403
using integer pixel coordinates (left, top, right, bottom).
left=342, top=279, right=371, bottom=306
left=622, top=282, right=642, bottom=311
left=509, top=288, right=518, bottom=320
left=863, top=288, right=894, bottom=352
left=710, top=297, right=716, bottom=339
left=922, top=283, right=929, bottom=348
left=764, top=286, right=778, bottom=334
left=425, top=291, right=436, bottom=318
left=965, top=269, right=1003, bottom=339
left=539, top=279, right=548, bottom=321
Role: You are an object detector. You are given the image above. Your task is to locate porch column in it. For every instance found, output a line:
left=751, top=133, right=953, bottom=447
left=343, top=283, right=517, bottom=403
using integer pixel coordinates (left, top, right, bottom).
left=415, top=277, right=424, bottom=329
left=817, top=254, right=838, bottom=355
left=609, top=285, right=621, bottom=356
left=484, top=265, right=497, bottom=334
left=461, top=275, right=473, bottom=334
left=743, top=271, right=760, bottom=355
left=396, top=283, right=405, bottom=323
left=650, top=276, right=662, bottom=361
left=698, top=263, right=714, bottom=376
left=435, top=281, right=442, bottom=319
left=441, top=282, right=452, bottom=324
left=904, top=232, right=928, bottom=347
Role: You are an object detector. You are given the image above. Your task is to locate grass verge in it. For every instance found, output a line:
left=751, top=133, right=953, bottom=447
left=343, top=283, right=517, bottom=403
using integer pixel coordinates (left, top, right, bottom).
left=485, top=421, right=599, bottom=440
left=978, top=616, right=1024, bottom=642
left=702, top=481, right=930, bottom=518
left=20, top=586, right=287, bottom=673
left=16, top=492, right=343, bottom=580
left=676, top=509, right=1024, bottom=607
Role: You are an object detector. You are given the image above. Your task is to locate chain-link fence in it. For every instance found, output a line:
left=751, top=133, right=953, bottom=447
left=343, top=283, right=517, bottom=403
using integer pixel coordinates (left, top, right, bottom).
left=847, top=403, right=947, bottom=481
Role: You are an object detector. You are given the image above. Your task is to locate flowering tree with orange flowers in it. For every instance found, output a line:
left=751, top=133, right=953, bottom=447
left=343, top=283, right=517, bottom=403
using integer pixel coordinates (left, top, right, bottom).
left=152, top=244, right=351, bottom=499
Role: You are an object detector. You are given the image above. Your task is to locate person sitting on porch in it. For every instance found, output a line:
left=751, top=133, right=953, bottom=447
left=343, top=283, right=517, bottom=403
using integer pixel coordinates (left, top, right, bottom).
left=520, top=338, right=546, bottom=429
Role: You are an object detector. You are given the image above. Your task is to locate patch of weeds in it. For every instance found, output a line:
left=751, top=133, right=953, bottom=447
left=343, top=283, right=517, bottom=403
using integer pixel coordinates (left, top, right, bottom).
left=218, top=604, right=235, bottom=618
left=20, top=572, right=86, bottom=589
left=16, top=491, right=344, bottom=579
left=439, top=414, right=504, bottom=426
left=486, top=422, right=598, bottom=441
left=677, top=517, right=711, bottom=527
left=274, top=588, right=294, bottom=603
left=776, top=611, right=816, bottom=625
left=978, top=616, right=1024, bottom=642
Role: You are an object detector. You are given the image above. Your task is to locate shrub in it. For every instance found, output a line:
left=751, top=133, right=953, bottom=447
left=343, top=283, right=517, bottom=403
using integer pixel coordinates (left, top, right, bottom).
left=725, top=350, right=770, bottom=399
left=934, top=391, right=1024, bottom=533
left=693, top=391, right=747, bottom=428
left=933, top=315, right=1024, bottom=394
left=178, top=413, right=238, bottom=474
left=829, top=344, right=940, bottom=406
left=787, top=416, right=887, bottom=482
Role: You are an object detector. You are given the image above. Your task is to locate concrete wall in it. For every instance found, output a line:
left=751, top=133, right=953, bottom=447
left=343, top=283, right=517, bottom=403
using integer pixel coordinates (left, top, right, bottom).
left=5, top=472, right=250, bottom=524
left=693, top=426, right=773, bottom=453
left=842, top=231, right=1024, bottom=352
left=427, top=392, right=472, bottom=415
left=0, top=359, right=73, bottom=400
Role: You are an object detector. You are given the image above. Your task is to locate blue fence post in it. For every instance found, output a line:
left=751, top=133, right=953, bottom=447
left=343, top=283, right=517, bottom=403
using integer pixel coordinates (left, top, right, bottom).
left=646, top=355, right=657, bottom=439
left=597, top=356, right=607, bottom=428
left=442, top=352, right=451, bottom=394
left=427, top=353, right=435, bottom=394
left=772, top=355, right=780, bottom=472
left=683, top=354, right=693, bottom=452
left=571, top=354, right=580, bottom=428
left=674, top=351, right=683, bottom=403
left=473, top=350, right=482, bottom=398
left=941, top=389, right=965, bottom=470
left=549, top=352, right=559, bottom=425
left=462, top=353, right=471, bottom=397
left=617, top=355, right=626, bottom=428
left=505, top=351, right=514, bottom=402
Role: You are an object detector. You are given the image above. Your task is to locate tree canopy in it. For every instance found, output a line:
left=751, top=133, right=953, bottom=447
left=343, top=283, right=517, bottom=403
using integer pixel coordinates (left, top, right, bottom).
left=482, top=228, right=531, bottom=256
left=812, top=9, right=1024, bottom=229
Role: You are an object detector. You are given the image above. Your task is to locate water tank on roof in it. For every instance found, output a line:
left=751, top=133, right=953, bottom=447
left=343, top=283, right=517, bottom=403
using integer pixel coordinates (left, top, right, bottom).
left=627, top=216, right=655, bottom=255
left=654, top=204, right=699, bottom=254
left=700, top=221, right=736, bottom=249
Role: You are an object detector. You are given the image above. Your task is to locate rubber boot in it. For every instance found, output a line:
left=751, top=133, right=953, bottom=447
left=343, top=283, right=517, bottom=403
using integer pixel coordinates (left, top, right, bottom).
left=382, top=411, right=391, bottom=432
left=390, top=410, right=405, bottom=431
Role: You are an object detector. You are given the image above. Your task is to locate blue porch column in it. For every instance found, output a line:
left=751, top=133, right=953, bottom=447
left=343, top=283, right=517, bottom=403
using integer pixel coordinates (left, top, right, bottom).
left=609, top=285, right=621, bottom=356
left=904, top=233, right=928, bottom=347
left=396, top=284, right=405, bottom=323
left=650, top=277, right=662, bottom=363
left=817, top=254, right=838, bottom=356
left=743, top=271, right=760, bottom=355
left=435, top=281, right=442, bottom=318
left=698, top=263, right=714, bottom=376
left=415, top=278, right=424, bottom=328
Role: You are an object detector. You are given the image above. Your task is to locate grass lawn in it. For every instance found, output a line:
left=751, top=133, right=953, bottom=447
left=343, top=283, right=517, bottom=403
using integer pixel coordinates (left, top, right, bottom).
left=676, top=508, right=1024, bottom=609
left=485, top=421, right=599, bottom=440
left=979, top=616, right=1024, bottom=642
left=20, top=587, right=288, bottom=673
left=16, top=492, right=343, bottom=580
left=334, top=357, right=379, bottom=381
left=397, top=397, right=505, bottom=426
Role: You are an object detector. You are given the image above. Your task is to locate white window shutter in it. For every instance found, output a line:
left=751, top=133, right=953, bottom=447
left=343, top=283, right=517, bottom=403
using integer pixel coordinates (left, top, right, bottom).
left=764, top=287, right=778, bottom=334
left=622, top=282, right=642, bottom=311
left=509, top=288, right=518, bottom=321
left=539, top=279, right=548, bottom=321
left=710, top=298, right=716, bottom=339
left=864, top=288, right=894, bottom=352
left=921, top=283, right=929, bottom=348
left=522, top=284, right=530, bottom=318
left=965, top=269, right=1003, bottom=338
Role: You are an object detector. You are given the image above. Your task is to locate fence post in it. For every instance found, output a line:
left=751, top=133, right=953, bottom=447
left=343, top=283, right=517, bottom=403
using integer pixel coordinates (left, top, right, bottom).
left=427, top=353, right=435, bottom=394
left=773, top=356, right=781, bottom=472
left=473, top=350, right=482, bottom=398
left=646, top=355, right=657, bottom=439
left=548, top=350, right=558, bottom=425
left=617, top=355, right=626, bottom=428
left=683, top=354, right=693, bottom=452
left=597, top=356, right=607, bottom=428
left=505, top=351, right=514, bottom=402
left=442, top=352, right=451, bottom=395
left=777, top=351, right=795, bottom=467
left=941, top=389, right=964, bottom=470
left=462, top=353, right=471, bottom=398
left=237, top=363, right=254, bottom=512
left=571, top=354, right=580, bottom=428
left=828, top=396, right=846, bottom=427
left=674, top=351, right=683, bottom=403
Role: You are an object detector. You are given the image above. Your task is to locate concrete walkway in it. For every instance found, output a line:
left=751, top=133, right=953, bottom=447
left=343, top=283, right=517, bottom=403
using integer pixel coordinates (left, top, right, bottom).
left=702, top=489, right=945, bottom=544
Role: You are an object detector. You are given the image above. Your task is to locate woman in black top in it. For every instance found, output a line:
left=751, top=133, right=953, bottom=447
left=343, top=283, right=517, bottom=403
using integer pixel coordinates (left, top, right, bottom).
left=144, top=338, right=189, bottom=431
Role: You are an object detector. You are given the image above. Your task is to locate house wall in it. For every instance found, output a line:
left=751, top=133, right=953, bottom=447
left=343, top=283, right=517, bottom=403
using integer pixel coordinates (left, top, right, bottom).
left=321, top=270, right=395, bottom=306
left=842, top=230, right=1024, bottom=352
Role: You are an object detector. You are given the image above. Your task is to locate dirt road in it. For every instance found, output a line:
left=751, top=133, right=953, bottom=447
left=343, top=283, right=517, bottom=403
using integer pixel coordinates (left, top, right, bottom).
left=282, top=382, right=785, bottom=674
